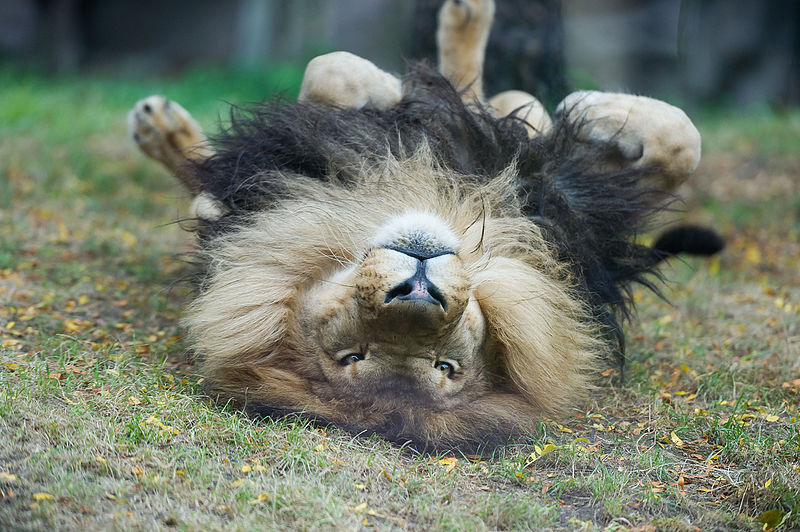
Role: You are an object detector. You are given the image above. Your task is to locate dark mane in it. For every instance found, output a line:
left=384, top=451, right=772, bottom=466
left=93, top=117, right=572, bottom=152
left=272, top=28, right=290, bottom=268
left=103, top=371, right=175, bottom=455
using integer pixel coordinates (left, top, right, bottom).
left=191, top=64, right=666, bottom=363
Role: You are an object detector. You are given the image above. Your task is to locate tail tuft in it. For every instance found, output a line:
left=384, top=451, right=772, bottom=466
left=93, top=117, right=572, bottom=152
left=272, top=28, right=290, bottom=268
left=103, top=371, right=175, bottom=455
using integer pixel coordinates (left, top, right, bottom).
left=653, top=225, right=725, bottom=256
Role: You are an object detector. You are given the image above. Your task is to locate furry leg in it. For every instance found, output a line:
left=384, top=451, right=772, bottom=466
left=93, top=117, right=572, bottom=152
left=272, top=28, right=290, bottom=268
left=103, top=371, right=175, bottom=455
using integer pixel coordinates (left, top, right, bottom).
left=437, top=0, right=495, bottom=102
left=554, top=91, right=701, bottom=192
left=128, top=95, right=224, bottom=220
left=489, top=90, right=553, bottom=137
left=128, top=95, right=213, bottom=192
left=297, top=51, right=402, bottom=110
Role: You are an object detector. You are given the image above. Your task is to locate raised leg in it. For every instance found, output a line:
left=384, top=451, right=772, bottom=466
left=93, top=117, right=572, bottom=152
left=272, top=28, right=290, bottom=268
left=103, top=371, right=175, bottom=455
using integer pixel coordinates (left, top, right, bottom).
left=297, top=51, right=402, bottom=110
left=128, top=95, right=223, bottom=220
left=128, top=95, right=213, bottom=193
left=437, top=0, right=495, bottom=102
left=555, top=91, right=702, bottom=191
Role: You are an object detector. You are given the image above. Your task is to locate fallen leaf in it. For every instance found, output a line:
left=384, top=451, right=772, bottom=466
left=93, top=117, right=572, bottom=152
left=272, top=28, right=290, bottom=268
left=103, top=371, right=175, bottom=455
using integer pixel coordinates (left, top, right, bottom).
left=439, top=457, right=458, bottom=472
left=249, top=493, right=269, bottom=504
left=0, top=472, right=18, bottom=482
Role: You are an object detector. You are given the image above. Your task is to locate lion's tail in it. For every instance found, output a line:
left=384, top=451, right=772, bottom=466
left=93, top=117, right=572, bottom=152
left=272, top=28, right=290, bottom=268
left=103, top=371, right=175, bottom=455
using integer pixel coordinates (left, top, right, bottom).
left=652, top=225, right=725, bottom=257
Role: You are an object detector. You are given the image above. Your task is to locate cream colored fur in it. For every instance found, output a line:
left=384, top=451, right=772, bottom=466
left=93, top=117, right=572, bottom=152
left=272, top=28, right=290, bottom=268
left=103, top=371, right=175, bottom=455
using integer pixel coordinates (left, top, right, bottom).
left=298, top=51, right=402, bottom=109
left=489, top=90, right=553, bottom=137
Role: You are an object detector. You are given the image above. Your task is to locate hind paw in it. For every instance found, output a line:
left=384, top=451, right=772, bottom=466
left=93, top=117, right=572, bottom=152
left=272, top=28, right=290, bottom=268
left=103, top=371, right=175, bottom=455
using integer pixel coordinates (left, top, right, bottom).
left=437, top=0, right=495, bottom=101
left=128, top=95, right=211, bottom=183
left=439, top=0, right=495, bottom=31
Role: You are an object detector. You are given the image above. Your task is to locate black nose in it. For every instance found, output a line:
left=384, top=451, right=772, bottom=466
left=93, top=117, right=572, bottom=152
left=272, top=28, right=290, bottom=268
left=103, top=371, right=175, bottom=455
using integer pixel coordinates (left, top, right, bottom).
left=384, top=260, right=447, bottom=310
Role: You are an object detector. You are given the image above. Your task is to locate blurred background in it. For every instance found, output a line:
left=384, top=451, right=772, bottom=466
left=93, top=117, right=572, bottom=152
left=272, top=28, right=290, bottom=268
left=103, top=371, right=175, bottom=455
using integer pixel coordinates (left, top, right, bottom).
left=1, top=0, right=798, bottom=110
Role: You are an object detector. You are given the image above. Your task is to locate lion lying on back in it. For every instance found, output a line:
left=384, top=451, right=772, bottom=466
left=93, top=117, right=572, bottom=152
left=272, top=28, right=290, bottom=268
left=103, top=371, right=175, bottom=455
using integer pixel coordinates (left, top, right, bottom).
left=129, top=0, right=720, bottom=450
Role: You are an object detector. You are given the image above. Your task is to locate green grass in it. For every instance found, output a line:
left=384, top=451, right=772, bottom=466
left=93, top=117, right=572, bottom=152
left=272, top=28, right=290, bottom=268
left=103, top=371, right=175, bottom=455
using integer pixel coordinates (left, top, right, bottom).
left=1, top=64, right=799, bottom=530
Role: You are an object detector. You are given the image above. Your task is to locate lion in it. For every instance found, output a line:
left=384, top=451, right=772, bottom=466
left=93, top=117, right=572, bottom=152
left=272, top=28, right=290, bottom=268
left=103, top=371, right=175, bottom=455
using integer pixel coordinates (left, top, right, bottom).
left=128, top=0, right=721, bottom=450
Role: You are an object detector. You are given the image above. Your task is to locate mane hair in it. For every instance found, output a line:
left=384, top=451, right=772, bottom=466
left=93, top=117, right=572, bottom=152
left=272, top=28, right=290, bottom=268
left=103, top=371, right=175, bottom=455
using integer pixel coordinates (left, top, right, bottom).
left=185, top=65, right=667, bottom=449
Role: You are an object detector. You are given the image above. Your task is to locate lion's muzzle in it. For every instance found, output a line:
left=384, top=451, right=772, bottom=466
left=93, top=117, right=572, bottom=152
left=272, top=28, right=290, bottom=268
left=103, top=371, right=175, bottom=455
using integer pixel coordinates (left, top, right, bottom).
left=384, top=255, right=448, bottom=311
left=356, top=247, right=470, bottom=334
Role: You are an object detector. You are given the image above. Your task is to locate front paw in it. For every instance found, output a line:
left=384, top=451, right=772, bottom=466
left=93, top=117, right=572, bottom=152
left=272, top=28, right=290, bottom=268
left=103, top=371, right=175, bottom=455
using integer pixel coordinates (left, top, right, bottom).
left=128, top=95, right=210, bottom=176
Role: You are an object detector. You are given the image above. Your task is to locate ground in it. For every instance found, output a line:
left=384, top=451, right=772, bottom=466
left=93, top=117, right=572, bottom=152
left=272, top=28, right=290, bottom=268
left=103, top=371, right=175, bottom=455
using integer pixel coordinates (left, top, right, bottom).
left=0, top=65, right=798, bottom=531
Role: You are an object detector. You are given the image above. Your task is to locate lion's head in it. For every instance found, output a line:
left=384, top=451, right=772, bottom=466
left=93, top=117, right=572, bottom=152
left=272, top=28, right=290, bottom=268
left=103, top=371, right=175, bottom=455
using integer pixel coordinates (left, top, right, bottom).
left=187, top=147, right=607, bottom=449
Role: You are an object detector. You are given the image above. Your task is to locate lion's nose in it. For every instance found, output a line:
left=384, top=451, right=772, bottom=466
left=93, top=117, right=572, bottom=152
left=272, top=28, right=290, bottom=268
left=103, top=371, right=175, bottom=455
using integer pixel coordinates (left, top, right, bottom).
left=384, top=259, right=447, bottom=310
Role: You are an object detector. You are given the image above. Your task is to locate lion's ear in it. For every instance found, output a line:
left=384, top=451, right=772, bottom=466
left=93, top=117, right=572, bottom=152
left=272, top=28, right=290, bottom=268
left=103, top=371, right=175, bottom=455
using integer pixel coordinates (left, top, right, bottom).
left=473, top=257, right=602, bottom=413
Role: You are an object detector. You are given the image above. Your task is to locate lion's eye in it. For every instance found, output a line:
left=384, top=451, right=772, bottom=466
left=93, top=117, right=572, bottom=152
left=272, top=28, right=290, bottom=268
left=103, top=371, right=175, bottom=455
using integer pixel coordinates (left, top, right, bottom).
left=338, top=353, right=364, bottom=366
left=434, top=360, right=456, bottom=379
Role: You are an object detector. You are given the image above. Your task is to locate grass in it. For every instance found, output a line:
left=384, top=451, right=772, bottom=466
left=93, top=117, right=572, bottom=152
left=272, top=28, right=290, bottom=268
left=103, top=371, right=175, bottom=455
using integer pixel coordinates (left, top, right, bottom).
left=1, top=63, right=799, bottom=530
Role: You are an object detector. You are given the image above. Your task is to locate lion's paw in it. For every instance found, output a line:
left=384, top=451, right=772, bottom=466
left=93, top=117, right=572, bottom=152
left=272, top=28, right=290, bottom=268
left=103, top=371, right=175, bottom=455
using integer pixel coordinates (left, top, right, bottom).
left=555, top=91, right=701, bottom=191
left=128, top=95, right=211, bottom=178
left=298, top=52, right=402, bottom=110
left=437, top=0, right=495, bottom=101
left=489, top=90, right=553, bottom=137
left=439, top=0, right=495, bottom=32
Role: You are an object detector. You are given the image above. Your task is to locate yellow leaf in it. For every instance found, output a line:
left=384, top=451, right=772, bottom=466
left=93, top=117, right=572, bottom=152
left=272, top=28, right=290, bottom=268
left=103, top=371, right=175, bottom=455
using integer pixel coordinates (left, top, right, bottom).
left=708, top=257, right=720, bottom=276
left=352, top=502, right=367, bottom=513
left=33, top=493, right=53, bottom=501
left=764, top=478, right=772, bottom=488
left=128, top=396, right=141, bottom=406
left=5, top=362, right=19, bottom=371
left=745, top=245, right=761, bottom=264
left=670, top=431, right=684, bottom=447
left=119, top=231, right=138, bottom=247
left=540, top=444, right=560, bottom=454
left=439, top=457, right=458, bottom=472
left=249, top=493, right=270, bottom=504
left=241, top=465, right=252, bottom=473
left=78, top=295, right=89, bottom=305
left=0, top=472, right=18, bottom=482
left=764, top=414, right=779, bottom=422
